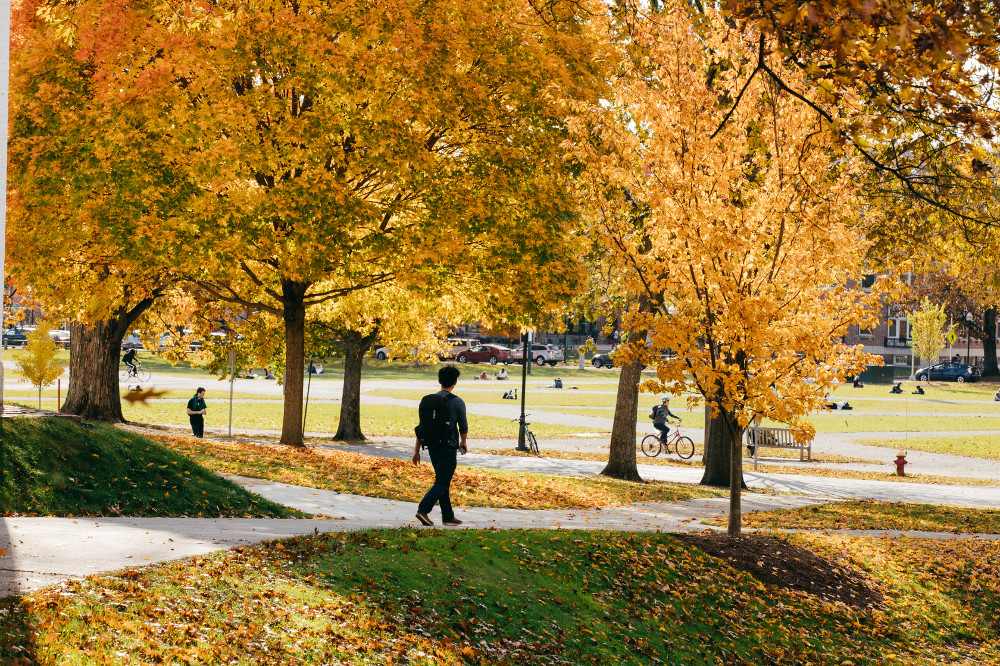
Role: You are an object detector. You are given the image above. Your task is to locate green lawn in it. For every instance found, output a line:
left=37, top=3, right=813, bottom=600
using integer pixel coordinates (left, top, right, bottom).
left=0, top=418, right=301, bottom=517
left=3, top=529, right=997, bottom=664
left=865, top=434, right=1000, bottom=461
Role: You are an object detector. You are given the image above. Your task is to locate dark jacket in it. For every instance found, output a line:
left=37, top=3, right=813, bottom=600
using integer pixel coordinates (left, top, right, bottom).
left=653, top=404, right=678, bottom=425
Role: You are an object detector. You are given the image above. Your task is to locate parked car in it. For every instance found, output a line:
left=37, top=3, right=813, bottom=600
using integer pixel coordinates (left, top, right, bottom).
left=48, top=329, right=71, bottom=349
left=122, top=333, right=144, bottom=351
left=2, top=328, right=28, bottom=348
left=592, top=348, right=617, bottom=369
left=158, top=329, right=201, bottom=351
left=914, top=362, right=980, bottom=383
left=455, top=344, right=513, bottom=365
left=443, top=338, right=480, bottom=359
left=510, top=343, right=564, bottom=366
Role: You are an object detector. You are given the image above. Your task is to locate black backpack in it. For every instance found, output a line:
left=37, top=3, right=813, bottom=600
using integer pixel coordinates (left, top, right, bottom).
left=649, top=405, right=658, bottom=420
left=415, top=392, right=456, bottom=449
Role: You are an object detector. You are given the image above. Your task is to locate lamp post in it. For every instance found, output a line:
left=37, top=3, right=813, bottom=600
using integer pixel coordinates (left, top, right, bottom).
left=966, top=312, right=974, bottom=366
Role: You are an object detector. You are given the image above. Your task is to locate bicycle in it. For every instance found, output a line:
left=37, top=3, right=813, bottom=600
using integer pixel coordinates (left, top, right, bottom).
left=641, top=421, right=694, bottom=459
left=120, top=362, right=151, bottom=384
left=512, top=417, right=540, bottom=456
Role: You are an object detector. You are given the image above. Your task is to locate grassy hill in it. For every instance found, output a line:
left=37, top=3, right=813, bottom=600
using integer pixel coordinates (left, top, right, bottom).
left=0, top=417, right=300, bottom=518
left=3, top=528, right=997, bottom=664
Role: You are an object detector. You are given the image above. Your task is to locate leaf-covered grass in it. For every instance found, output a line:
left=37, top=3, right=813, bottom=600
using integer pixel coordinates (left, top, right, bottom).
left=866, top=434, right=1000, bottom=461
left=116, top=401, right=601, bottom=439
left=3, top=529, right=998, bottom=664
left=154, top=435, right=723, bottom=509
left=476, top=448, right=997, bottom=486
left=0, top=418, right=301, bottom=518
left=724, top=500, right=1000, bottom=533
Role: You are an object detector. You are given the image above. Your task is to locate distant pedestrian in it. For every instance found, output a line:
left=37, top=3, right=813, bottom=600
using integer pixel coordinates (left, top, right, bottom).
left=413, top=366, right=468, bottom=527
left=186, top=387, right=207, bottom=438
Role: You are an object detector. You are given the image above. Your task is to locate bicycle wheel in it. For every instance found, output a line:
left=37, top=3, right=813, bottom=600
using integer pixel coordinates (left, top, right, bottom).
left=675, top=436, right=695, bottom=460
left=136, top=368, right=152, bottom=383
left=119, top=369, right=133, bottom=383
left=526, top=430, right=540, bottom=456
left=640, top=434, right=662, bottom=457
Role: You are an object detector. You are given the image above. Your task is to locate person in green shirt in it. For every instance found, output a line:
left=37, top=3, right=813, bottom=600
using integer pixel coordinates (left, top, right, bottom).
left=186, top=388, right=207, bottom=438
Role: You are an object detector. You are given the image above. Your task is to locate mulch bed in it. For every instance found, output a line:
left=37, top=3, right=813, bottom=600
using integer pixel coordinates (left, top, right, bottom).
left=674, top=534, right=884, bottom=609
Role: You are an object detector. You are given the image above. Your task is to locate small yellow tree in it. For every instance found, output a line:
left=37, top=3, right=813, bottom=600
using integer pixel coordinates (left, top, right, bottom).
left=15, top=328, right=65, bottom=409
left=908, top=298, right=952, bottom=378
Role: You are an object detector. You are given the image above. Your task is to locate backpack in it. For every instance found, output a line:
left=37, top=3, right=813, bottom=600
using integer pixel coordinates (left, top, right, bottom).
left=415, top=392, right=457, bottom=449
left=649, top=405, right=658, bottom=420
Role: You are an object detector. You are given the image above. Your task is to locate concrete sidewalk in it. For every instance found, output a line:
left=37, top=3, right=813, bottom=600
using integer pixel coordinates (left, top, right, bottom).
left=315, top=438, right=1000, bottom=506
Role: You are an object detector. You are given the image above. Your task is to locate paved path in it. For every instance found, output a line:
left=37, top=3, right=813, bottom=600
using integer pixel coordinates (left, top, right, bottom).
left=313, top=440, right=1000, bottom=507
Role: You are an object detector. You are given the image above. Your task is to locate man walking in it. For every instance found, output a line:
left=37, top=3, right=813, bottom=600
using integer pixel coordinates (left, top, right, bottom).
left=186, top=387, right=207, bottom=438
left=412, top=366, right=468, bottom=526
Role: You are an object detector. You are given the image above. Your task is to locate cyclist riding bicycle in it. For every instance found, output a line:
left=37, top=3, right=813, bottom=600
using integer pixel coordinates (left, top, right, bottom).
left=122, top=348, right=139, bottom=375
left=651, top=396, right=680, bottom=442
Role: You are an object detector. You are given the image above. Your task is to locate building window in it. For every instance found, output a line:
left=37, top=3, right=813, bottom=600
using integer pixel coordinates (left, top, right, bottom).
left=893, top=355, right=910, bottom=366
left=858, top=327, right=873, bottom=338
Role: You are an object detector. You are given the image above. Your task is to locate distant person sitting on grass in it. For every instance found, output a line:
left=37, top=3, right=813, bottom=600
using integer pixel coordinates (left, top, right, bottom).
left=994, top=388, right=1000, bottom=402
left=497, top=367, right=509, bottom=380
left=853, top=375, right=864, bottom=388
left=912, top=385, right=925, bottom=395
left=890, top=382, right=903, bottom=394
left=478, top=370, right=490, bottom=381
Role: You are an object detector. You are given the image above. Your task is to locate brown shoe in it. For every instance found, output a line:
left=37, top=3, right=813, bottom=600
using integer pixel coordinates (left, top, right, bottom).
left=415, top=512, right=433, bottom=526
left=442, top=518, right=463, bottom=526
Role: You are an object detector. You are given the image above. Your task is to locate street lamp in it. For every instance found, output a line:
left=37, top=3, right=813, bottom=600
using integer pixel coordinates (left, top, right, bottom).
left=966, top=312, right=974, bottom=366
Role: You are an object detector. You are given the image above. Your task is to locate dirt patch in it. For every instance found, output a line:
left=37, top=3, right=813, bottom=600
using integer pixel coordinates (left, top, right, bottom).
left=674, top=533, right=883, bottom=609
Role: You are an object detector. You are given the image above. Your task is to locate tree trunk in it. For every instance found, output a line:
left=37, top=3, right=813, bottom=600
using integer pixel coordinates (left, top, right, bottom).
left=333, top=326, right=379, bottom=442
left=280, top=280, right=308, bottom=447
left=983, top=308, right=998, bottom=377
left=724, top=409, right=746, bottom=536
left=600, top=355, right=643, bottom=482
left=61, top=320, right=129, bottom=421
left=700, top=403, right=746, bottom=491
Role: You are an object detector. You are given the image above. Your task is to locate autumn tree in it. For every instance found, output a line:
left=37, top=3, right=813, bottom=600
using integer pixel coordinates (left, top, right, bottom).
left=42, top=0, right=601, bottom=446
left=722, top=0, right=1000, bottom=231
left=569, top=6, right=881, bottom=534
left=907, top=298, right=952, bottom=377
left=14, top=328, right=64, bottom=409
left=8, top=0, right=203, bottom=420
left=907, top=261, right=1000, bottom=376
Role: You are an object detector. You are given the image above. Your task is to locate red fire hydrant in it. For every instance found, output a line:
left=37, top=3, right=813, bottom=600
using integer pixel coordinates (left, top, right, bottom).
left=894, top=450, right=908, bottom=476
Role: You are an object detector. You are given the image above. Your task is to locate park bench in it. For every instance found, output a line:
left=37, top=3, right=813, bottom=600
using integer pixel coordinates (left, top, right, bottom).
left=745, top=426, right=812, bottom=470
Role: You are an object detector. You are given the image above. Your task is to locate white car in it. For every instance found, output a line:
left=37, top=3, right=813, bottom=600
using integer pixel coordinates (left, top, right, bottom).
left=48, top=329, right=71, bottom=349
left=511, top=343, right=563, bottom=366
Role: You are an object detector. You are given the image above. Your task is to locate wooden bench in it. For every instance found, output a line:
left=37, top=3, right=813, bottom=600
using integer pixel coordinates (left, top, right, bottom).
left=745, top=426, right=812, bottom=470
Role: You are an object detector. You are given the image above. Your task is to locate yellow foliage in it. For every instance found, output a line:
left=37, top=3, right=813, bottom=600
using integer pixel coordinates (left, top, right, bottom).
left=14, top=328, right=64, bottom=407
left=568, top=7, right=882, bottom=433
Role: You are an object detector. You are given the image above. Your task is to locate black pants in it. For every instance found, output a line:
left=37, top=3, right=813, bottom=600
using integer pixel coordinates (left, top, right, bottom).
left=189, top=415, right=204, bottom=438
left=653, top=423, right=669, bottom=442
left=417, top=446, right=458, bottom=521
